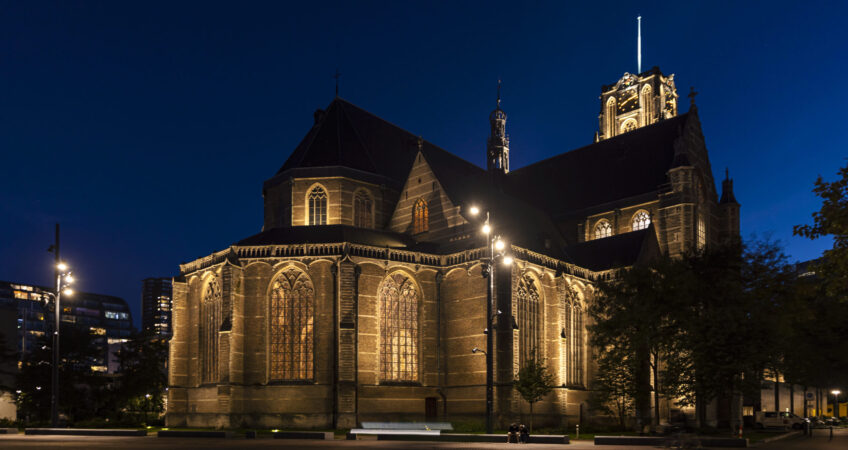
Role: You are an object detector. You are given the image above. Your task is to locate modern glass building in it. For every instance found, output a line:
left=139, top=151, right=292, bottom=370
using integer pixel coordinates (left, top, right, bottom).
left=0, top=281, right=133, bottom=373
left=142, top=277, right=172, bottom=338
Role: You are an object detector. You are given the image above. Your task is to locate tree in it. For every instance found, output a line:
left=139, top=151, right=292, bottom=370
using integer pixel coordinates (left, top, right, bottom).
left=514, top=353, right=555, bottom=432
left=0, top=331, right=17, bottom=394
left=589, top=346, right=636, bottom=430
left=114, top=331, right=168, bottom=424
left=794, top=163, right=848, bottom=298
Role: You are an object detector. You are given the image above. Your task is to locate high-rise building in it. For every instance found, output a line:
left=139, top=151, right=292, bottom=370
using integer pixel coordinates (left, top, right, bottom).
left=142, top=277, right=173, bottom=338
left=0, top=281, right=133, bottom=373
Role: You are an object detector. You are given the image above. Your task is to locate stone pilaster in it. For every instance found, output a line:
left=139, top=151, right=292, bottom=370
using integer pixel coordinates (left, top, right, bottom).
left=336, top=260, right=359, bottom=428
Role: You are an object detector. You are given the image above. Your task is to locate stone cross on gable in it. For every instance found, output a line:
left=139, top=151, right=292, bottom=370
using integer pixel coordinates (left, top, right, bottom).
left=688, top=86, right=698, bottom=107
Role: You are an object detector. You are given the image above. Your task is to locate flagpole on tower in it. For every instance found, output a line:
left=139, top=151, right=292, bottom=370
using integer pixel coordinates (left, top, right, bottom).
left=637, top=15, right=642, bottom=74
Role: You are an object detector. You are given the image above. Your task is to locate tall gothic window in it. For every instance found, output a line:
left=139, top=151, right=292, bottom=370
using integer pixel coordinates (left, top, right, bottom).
left=632, top=210, right=651, bottom=231
left=412, top=198, right=428, bottom=234
left=379, top=272, right=419, bottom=382
left=605, top=97, right=616, bottom=138
left=697, top=215, right=706, bottom=250
left=354, top=190, right=373, bottom=228
left=641, top=84, right=653, bottom=125
left=562, top=288, right=585, bottom=386
left=594, top=219, right=612, bottom=239
left=308, top=186, right=327, bottom=225
left=200, top=274, right=222, bottom=384
left=269, top=268, right=314, bottom=381
left=517, top=275, right=541, bottom=367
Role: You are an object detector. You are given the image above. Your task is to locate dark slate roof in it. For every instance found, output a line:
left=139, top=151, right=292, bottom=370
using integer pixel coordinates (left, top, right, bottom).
left=236, top=225, right=417, bottom=249
left=562, top=226, right=660, bottom=272
left=506, top=112, right=691, bottom=215
left=277, top=98, right=463, bottom=189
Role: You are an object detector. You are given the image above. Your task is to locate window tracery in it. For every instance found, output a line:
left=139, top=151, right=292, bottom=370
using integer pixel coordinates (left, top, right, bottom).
left=412, top=199, right=428, bottom=234
left=200, top=274, right=222, bottom=384
left=697, top=215, right=706, bottom=250
left=594, top=220, right=612, bottom=239
left=632, top=210, right=651, bottom=231
left=379, top=272, right=419, bottom=382
left=562, top=285, right=585, bottom=386
left=517, top=274, right=541, bottom=367
left=605, top=97, right=616, bottom=138
left=641, top=85, right=654, bottom=125
left=621, top=118, right=637, bottom=134
left=308, top=186, right=327, bottom=225
left=354, top=190, right=373, bottom=228
left=269, top=268, right=314, bottom=381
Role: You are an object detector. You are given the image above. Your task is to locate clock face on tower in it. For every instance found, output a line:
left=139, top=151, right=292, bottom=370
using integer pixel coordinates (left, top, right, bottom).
left=617, top=91, right=638, bottom=113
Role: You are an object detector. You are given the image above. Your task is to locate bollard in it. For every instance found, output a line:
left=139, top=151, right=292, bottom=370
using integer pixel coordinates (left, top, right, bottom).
left=737, top=424, right=743, bottom=439
left=576, top=424, right=579, bottom=441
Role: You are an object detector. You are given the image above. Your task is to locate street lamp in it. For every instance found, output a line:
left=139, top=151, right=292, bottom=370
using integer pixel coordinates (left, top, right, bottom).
left=50, top=262, right=74, bottom=427
left=469, top=205, right=512, bottom=435
left=832, top=390, right=841, bottom=419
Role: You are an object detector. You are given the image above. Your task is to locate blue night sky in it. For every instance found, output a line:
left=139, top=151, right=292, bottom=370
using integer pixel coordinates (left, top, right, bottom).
left=1, top=1, right=845, bottom=327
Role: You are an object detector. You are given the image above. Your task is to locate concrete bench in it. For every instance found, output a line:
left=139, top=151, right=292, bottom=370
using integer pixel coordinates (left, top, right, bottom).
left=273, top=431, right=334, bottom=440
left=25, top=428, right=147, bottom=436
left=361, top=421, right=453, bottom=431
left=157, top=430, right=232, bottom=438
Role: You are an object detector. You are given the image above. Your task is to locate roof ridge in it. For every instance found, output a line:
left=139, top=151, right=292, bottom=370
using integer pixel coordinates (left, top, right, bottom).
left=509, top=111, right=690, bottom=175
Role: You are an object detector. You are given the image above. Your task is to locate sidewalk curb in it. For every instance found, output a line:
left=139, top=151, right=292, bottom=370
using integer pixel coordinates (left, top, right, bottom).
left=749, top=430, right=802, bottom=447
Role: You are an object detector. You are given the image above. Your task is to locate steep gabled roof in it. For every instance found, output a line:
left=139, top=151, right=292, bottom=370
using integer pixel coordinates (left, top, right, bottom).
left=507, top=112, right=691, bottom=215
left=562, top=225, right=661, bottom=271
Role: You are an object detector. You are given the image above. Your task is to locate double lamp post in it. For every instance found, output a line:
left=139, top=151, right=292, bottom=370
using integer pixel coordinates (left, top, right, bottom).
left=468, top=205, right=512, bottom=434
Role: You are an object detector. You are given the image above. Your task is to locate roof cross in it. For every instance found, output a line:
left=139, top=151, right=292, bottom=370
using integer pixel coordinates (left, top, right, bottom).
left=688, top=86, right=698, bottom=107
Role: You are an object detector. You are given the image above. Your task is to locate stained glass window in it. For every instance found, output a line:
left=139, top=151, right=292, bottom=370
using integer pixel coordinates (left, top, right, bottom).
left=270, top=268, right=314, bottom=381
left=379, top=272, right=419, bottom=382
left=200, top=274, right=222, bottom=384
left=354, top=190, right=373, bottom=228
left=594, top=220, right=612, bottom=239
left=632, top=210, right=651, bottom=231
left=308, top=186, right=327, bottom=225
left=413, top=199, right=428, bottom=234
left=517, top=275, right=540, bottom=367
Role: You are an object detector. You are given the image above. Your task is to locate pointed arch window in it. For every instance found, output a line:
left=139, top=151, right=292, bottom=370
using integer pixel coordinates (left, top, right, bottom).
left=269, top=268, right=314, bottom=381
left=200, top=274, right=222, bottom=384
left=562, top=286, right=585, bottom=387
left=517, top=275, right=541, bottom=367
left=379, top=272, right=419, bottom=382
left=594, top=219, right=612, bottom=239
left=605, top=97, right=616, bottom=138
left=632, top=210, right=651, bottom=231
left=641, top=85, right=654, bottom=125
left=697, top=214, right=706, bottom=250
left=412, top=198, right=428, bottom=234
left=354, top=190, right=373, bottom=228
left=621, top=118, right=638, bottom=134
left=308, top=186, right=328, bottom=225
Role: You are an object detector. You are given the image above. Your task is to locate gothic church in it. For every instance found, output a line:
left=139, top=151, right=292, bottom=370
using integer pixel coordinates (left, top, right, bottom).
left=166, top=66, right=740, bottom=429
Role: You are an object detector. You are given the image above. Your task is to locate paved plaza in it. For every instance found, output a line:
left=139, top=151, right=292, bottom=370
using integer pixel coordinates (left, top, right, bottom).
left=1, top=429, right=846, bottom=449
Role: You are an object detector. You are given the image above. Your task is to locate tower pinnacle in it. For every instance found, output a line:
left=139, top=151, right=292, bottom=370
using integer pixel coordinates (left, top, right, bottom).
left=487, top=80, right=509, bottom=174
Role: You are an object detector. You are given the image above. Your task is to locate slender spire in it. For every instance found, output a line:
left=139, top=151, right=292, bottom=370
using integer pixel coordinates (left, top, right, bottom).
left=487, top=79, right=509, bottom=174
left=720, top=167, right=738, bottom=204
left=688, top=86, right=698, bottom=108
left=637, top=16, right=642, bottom=73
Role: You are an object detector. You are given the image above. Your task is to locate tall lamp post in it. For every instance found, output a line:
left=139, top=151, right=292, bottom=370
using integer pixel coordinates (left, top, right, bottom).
left=51, top=262, right=74, bottom=427
left=832, top=389, right=841, bottom=419
left=469, top=206, right=512, bottom=434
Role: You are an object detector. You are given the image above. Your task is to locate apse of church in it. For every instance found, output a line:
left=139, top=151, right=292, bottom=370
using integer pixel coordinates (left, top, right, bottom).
left=167, top=67, right=738, bottom=429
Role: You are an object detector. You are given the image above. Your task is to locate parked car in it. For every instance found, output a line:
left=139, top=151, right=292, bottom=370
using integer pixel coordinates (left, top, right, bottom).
left=754, top=411, right=806, bottom=429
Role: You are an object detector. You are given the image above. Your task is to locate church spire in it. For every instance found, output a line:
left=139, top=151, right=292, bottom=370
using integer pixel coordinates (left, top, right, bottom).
left=720, top=167, right=738, bottom=204
left=487, top=79, right=509, bottom=174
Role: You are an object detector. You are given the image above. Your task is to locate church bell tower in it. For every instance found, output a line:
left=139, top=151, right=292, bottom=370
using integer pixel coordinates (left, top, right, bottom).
left=596, top=66, right=678, bottom=141
left=487, top=81, right=509, bottom=174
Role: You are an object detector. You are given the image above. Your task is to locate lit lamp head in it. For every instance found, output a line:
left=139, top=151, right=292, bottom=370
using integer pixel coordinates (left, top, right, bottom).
left=62, top=288, right=74, bottom=296
left=494, top=239, right=505, bottom=251
left=469, top=206, right=480, bottom=216
left=833, top=390, right=842, bottom=395
left=502, top=255, right=514, bottom=266
left=65, top=274, right=74, bottom=284
left=57, top=262, right=68, bottom=272
left=482, top=223, right=491, bottom=234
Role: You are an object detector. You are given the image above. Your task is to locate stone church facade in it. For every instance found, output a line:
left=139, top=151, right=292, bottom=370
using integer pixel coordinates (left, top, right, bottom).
left=166, top=67, right=740, bottom=429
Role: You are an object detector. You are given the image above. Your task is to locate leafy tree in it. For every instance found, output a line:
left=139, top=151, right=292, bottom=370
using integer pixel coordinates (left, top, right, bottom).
left=514, top=352, right=555, bottom=432
left=589, top=346, right=636, bottom=430
left=114, top=331, right=168, bottom=423
left=794, top=163, right=848, bottom=298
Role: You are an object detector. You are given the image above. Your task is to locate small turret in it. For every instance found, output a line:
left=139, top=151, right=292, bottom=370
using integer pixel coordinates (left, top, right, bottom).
left=720, top=168, right=738, bottom=204
left=719, top=168, right=741, bottom=241
left=487, top=80, right=509, bottom=174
